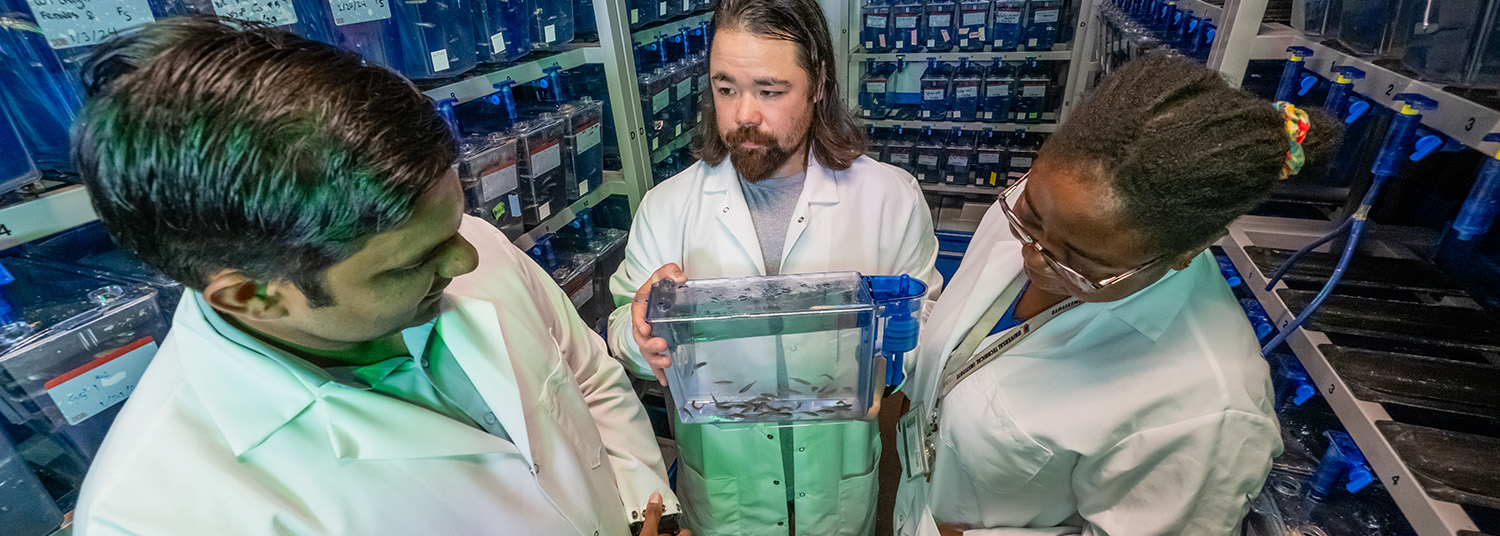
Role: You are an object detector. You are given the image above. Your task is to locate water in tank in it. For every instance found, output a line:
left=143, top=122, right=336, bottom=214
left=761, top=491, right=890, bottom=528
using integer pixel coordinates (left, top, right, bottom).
left=528, top=0, right=574, bottom=51
left=1338, top=0, right=1407, bottom=56
left=1402, top=0, right=1500, bottom=87
left=0, top=101, right=39, bottom=194
left=473, top=0, right=531, bottom=62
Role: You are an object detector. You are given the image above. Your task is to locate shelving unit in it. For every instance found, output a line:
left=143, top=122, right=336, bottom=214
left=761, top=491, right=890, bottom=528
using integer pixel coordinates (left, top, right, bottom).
left=0, top=185, right=96, bottom=251
left=512, top=171, right=634, bottom=251
left=421, top=45, right=606, bottom=105
left=866, top=118, right=1058, bottom=131
left=850, top=45, right=1074, bottom=62
left=919, top=182, right=1002, bottom=196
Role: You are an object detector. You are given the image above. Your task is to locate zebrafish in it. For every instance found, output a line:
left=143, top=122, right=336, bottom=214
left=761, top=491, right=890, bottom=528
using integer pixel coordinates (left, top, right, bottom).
left=739, top=382, right=756, bottom=393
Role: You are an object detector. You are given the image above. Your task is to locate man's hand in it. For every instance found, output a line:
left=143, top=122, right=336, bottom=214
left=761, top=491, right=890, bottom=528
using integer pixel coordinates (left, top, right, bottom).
left=867, top=356, right=887, bottom=420
left=641, top=491, right=689, bottom=536
left=632, top=263, right=688, bottom=385
left=937, top=524, right=965, bottom=536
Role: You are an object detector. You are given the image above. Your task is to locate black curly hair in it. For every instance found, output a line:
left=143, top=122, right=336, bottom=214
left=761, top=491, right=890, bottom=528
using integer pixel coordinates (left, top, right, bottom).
left=1041, top=54, right=1342, bottom=256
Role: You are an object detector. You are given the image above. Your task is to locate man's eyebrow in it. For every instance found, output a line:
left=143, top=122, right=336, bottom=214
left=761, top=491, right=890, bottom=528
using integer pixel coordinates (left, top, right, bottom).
left=753, top=78, right=791, bottom=88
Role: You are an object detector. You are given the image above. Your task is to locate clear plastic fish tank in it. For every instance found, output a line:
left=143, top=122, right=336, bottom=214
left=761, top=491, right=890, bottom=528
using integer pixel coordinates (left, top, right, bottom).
left=645, top=271, right=927, bottom=425
left=1338, top=0, right=1407, bottom=57
left=472, top=0, right=532, bottom=62
left=1401, top=0, right=1500, bottom=88
left=0, top=102, right=38, bottom=194
left=459, top=134, right=525, bottom=239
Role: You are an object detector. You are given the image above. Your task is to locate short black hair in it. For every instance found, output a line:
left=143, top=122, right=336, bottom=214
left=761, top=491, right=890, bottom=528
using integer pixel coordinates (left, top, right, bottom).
left=1041, top=54, right=1342, bottom=256
left=72, top=16, right=455, bottom=306
left=693, top=0, right=867, bottom=170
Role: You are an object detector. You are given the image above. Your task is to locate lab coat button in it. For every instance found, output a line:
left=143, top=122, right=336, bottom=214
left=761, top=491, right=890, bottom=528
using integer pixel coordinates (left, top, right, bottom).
left=722, top=207, right=729, bottom=213
left=797, top=216, right=805, bottom=223
left=533, top=463, right=540, bottom=474
left=798, top=447, right=806, bottom=452
left=773, top=480, right=780, bottom=485
left=484, top=412, right=498, bottom=424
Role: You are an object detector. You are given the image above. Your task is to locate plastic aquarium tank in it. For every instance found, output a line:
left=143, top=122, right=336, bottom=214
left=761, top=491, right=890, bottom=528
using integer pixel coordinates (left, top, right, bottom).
left=991, top=0, right=1025, bottom=51
left=944, top=128, right=974, bottom=184
left=862, top=0, right=893, bottom=52
left=892, top=0, right=924, bottom=51
left=0, top=424, right=63, bottom=536
left=557, top=98, right=605, bottom=202
left=974, top=129, right=1006, bottom=187
left=920, top=58, right=954, bottom=120
left=1014, top=68, right=1049, bottom=123
left=628, top=0, right=659, bottom=29
left=860, top=60, right=895, bottom=119
left=923, top=1, right=958, bottom=52
left=0, top=1, right=85, bottom=169
left=0, top=258, right=169, bottom=460
left=0, top=103, right=39, bottom=194
left=473, top=0, right=531, bottom=62
left=573, top=0, right=595, bottom=38
left=956, top=0, right=989, bottom=51
left=981, top=59, right=1014, bottom=122
left=528, top=0, right=574, bottom=50
left=512, top=116, right=568, bottom=225
left=645, top=271, right=926, bottom=425
left=1338, top=0, right=1407, bottom=56
left=1025, top=0, right=1063, bottom=50
left=914, top=126, right=945, bottom=182
left=459, top=134, right=525, bottom=239
left=951, top=58, right=983, bottom=121
left=1402, top=0, right=1500, bottom=87
left=20, top=222, right=184, bottom=318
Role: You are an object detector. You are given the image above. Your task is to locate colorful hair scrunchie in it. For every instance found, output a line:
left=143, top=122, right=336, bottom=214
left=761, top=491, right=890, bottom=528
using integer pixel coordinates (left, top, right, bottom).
left=1275, top=101, right=1311, bottom=179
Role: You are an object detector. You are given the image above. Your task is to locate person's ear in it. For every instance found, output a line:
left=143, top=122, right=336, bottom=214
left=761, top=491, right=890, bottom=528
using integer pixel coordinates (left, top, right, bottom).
left=1171, top=230, right=1230, bottom=271
left=202, top=271, right=290, bottom=322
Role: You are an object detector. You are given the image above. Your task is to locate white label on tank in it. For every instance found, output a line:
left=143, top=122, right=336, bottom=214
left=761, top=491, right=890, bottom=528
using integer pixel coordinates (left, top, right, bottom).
left=491, top=32, right=506, bottom=53
left=866, top=81, right=886, bottom=94
left=480, top=164, right=519, bottom=202
left=578, top=123, right=603, bottom=153
left=917, top=154, right=939, bottom=167
left=895, top=15, right=918, bottom=28
left=508, top=193, right=522, bottom=217
left=683, top=0, right=690, bottom=13
left=631, top=9, right=639, bottom=23
left=659, top=1, right=666, bottom=16
left=927, top=39, right=935, bottom=47
left=569, top=281, right=595, bottom=309
left=948, top=155, right=968, bottom=167
left=431, top=49, right=450, bottom=71
left=27, top=0, right=156, bottom=50
left=545, top=24, right=557, bottom=43
left=1033, top=8, right=1060, bottom=23
left=955, top=86, right=978, bottom=99
left=982, top=111, right=993, bottom=119
left=995, top=10, right=1022, bottom=24
left=579, top=177, right=591, bottom=195
left=987, top=84, right=1011, bottom=97
left=1028, top=38, right=1038, bottom=46
left=1022, top=84, right=1046, bottom=97
left=962, top=11, right=986, bottom=26
left=866, top=14, right=887, bottom=28
left=532, top=143, right=562, bottom=175
left=1010, top=156, right=1032, bottom=168
left=538, top=202, right=552, bottom=220
left=46, top=338, right=158, bottom=425
left=676, top=79, right=692, bottom=100
left=331, top=0, right=392, bottom=26
left=930, top=14, right=951, bottom=27
left=212, top=0, right=298, bottom=26
left=923, top=89, right=946, bottom=100
left=978, top=152, right=1001, bottom=164
left=653, top=89, right=670, bottom=113
left=891, top=153, right=911, bottom=164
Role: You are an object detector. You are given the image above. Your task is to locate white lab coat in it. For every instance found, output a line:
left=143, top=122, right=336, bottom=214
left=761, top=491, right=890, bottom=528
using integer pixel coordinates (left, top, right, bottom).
left=75, top=216, right=679, bottom=536
left=896, top=201, right=1282, bottom=536
left=606, top=152, right=941, bottom=536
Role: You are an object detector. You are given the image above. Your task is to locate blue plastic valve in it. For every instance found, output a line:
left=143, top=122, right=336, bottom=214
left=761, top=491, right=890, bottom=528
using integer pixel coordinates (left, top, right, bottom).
left=0, top=261, right=14, bottom=325
left=1411, top=134, right=1445, bottom=162
left=491, top=80, right=519, bottom=127
left=1346, top=99, right=1371, bottom=124
left=1298, top=74, right=1319, bottom=97
left=527, top=234, right=561, bottom=271
left=435, top=97, right=461, bottom=138
left=544, top=65, right=567, bottom=102
left=1310, top=431, right=1376, bottom=499
left=1454, top=133, right=1500, bottom=241
left=1369, top=94, right=1438, bottom=182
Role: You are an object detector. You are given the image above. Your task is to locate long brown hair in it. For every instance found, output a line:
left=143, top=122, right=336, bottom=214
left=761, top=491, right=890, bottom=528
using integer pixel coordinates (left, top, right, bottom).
left=691, top=0, right=867, bottom=170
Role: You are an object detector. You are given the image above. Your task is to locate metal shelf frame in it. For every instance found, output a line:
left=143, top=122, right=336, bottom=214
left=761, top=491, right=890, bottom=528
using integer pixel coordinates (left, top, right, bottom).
left=630, top=11, right=713, bottom=46
left=866, top=119, right=1059, bottom=132
left=420, top=45, right=605, bottom=105
left=1221, top=216, right=1481, bottom=536
left=920, top=182, right=1002, bottom=196
left=850, top=46, right=1074, bottom=63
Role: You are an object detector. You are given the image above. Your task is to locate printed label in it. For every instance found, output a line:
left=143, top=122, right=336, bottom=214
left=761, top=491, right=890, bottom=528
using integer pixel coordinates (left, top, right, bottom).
left=480, top=164, right=519, bottom=202
left=531, top=143, right=562, bottom=175
left=1022, top=84, right=1046, bottom=97
left=431, top=49, right=451, bottom=72
left=917, top=154, right=939, bottom=167
left=986, top=84, right=1011, bottom=97
left=631, top=8, right=638, bottom=23
left=895, top=15, right=918, bottom=28
left=579, top=177, right=591, bottom=195
left=332, top=0, right=390, bottom=26
left=652, top=89, right=670, bottom=113
left=930, top=14, right=951, bottom=27
left=683, top=0, right=690, bottom=12
left=1010, top=156, right=1033, bottom=168
left=948, top=155, right=969, bottom=167
left=866, top=14, right=887, bottom=28
left=978, top=152, right=1001, bottom=164
left=923, top=89, right=946, bottom=100
left=569, top=282, right=595, bottom=309
left=213, top=0, right=297, bottom=26
left=962, top=11, right=986, bottom=26
left=545, top=24, right=556, bottom=43
left=1033, top=8, right=1060, bottom=23
left=578, top=123, right=603, bottom=153
left=891, top=153, right=911, bottom=164
left=995, top=10, right=1022, bottom=24
left=27, top=0, right=156, bottom=50
left=866, top=81, right=887, bottom=94
left=46, top=338, right=158, bottom=425
left=955, top=86, right=979, bottom=99
left=676, top=79, right=692, bottom=100
left=659, top=1, right=666, bottom=16
left=491, top=32, right=506, bottom=53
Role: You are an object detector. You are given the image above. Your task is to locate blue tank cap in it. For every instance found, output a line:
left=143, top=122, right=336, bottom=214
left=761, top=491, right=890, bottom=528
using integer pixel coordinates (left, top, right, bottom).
left=491, top=80, right=520, bottom=125
left=1293, top=379, right=1316, bottom=405
left=1298, top=73, right=1319, bottom=96
left=1346, top=99, right=1371, bottom=124
left=1331, top=65, right=1366, bottom=81
left=435, top=97, right=460, bottom=137
left=1412, top=134, right=1444, bottom=162
left=1285, top=46, right=1313, bottom=60
left=1392, top=93, right=1438, bottom=112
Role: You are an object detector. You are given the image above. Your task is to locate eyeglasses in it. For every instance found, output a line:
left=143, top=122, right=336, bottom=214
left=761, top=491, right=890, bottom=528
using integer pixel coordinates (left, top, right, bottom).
left=999, top=172, right=1167, bottom=293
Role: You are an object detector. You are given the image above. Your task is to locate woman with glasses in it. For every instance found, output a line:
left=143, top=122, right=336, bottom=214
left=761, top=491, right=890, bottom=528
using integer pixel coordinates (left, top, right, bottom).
left=892, top=55, right=1340, bottom=536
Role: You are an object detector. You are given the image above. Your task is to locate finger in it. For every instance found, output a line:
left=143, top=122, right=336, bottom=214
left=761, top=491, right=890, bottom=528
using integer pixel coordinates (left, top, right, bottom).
left=662, top=263, right=687, bottom=283
left=640, top=491, right=664, bottom=536
left=868, top=357, right=887, bottom=420
left=653, top=367, right=669, bottom=386
left=642, top=337, right=670, bottom=357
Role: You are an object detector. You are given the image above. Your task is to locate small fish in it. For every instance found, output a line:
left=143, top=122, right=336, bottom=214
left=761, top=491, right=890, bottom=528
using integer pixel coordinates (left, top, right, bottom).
left=715, top=380, right=735, bottom=385
left=820, top=373, right=836, bottom=381
left=739, top=381, right=757, bottom=393
left=801, top=411, right=820, bottom=417
left=790, top=377, right=812, bottom=385
left=694, top=362, right=710, bottom=369
left=710, top=394, right=720, bottom=405
left=691, top=401, right=706, bottom=410
left=759, top=392, right=776, bottom=398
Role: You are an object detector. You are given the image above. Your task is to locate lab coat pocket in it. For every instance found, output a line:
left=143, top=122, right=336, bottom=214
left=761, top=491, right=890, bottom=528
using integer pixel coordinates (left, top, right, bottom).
left=940, top=383, right=1053, bottom=496
left=678, top=459, right=740, bottom=533
left=836, top=464, right=880, bottom=536
left=541, top=362, right=604, bottom=469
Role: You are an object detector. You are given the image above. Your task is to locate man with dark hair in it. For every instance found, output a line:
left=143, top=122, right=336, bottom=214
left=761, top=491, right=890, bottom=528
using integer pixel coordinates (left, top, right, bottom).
left=605, top=0, right=941, bottom=534
left=70, top=17, right=681, bottom=536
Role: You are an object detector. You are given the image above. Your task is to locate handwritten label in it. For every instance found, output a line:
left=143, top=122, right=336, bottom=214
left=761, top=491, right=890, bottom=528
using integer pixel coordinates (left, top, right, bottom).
left=1010, top=156, right=1033, bottom=168
left=923, top=89, right=946, bottom=100
left=895, top=15, right=918, bottom=28
left=652, top=89, right=670, bottom=113
left=578, top=123, right=603, bottom=153
left=929, top=14, right=951, bottom=27
left=948, top=155, right=969, bottom=167
left=331, top=0, right=390, bottom=26
left=480, top=164, right=518, bottom=202
left=545, top=24, right=556, bottom=43
left=891, top=153, right=911, bottom=165
left=212, top=0, right=297, bottom=27
left=430, top=49, right=450, bottom=72
left=995, top=10, right=1022, bottom=24
left=917, top=154, right=939, bottom=167
left=1022, top=84, right=1046, bottom=97
left=866, top=14, right=887, bottom=28
left=962, top=11, right=986, bottom=26
left=987, top=84, right=1011, bottom=97
left=956, top=85, right=979, bottom=99
left=26, top=0, right=156, bottom=50
left=491, top=32, right=506, bottom=53
left=1033, top=8, right=1060, bottom=23
left=46, top=338, right=158, bottom=425
left=675, top=78, right=692, bottom=101
left=530, top=143, right=561, bottom=175
left=978, top=152, right=1001, bottom=164
left=866, top=81, right=887, bottom=94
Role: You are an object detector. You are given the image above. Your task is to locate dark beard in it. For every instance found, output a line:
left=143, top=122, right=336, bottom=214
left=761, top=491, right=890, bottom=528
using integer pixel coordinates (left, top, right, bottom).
left=724, top=127, right=797, bottom=183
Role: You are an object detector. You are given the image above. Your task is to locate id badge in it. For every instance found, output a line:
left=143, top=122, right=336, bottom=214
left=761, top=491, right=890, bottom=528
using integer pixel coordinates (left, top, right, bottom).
left=898, top=408, right=932, bottom=480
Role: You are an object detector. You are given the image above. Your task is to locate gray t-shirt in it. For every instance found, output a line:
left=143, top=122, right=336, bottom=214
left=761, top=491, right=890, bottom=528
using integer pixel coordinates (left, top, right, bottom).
left=739, top=171, right=807, bottom=276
